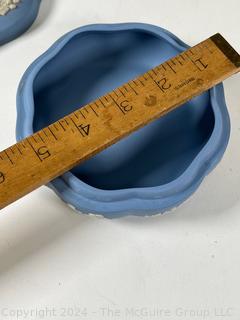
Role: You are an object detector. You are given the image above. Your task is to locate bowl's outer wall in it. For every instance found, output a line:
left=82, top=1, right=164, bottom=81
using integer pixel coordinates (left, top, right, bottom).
left=0, top=0, right=41, bottom=45
left=16, top=23, right=231, bottom=218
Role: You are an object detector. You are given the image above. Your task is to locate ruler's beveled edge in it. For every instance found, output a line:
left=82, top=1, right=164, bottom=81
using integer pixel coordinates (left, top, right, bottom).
left=210, top=33, right=240, bottom=68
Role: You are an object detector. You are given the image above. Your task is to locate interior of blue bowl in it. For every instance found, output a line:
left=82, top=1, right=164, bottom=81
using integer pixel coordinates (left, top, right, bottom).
left=32, top=29, right=214, bottom=190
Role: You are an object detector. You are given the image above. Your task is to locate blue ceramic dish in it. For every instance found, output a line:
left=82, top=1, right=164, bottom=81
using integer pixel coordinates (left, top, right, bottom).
left=0, top=0, right=41, bottom=45
left=16, top=23, right=230, bottom=218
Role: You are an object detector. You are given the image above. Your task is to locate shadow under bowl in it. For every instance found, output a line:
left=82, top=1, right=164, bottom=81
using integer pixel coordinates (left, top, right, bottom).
left=16, top=23, right=230, bottom=218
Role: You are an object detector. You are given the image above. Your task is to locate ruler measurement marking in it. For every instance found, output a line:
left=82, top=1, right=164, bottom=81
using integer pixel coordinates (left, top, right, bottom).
left=147, top=71, right=155, bottom=80
left=69, top=117, right=85, bottom=137
left=118, top=88, right=126, bottom=97
left=83, top=106, right=89, bottom=114
left=184, top=51, right=191, bottom=59
left=161, top=64, right=167, bottom=72
left=78, top=109, right=86, bottom=119
left=42, top=129, right=48, bottom=137
left=128, top=82, right=138, bottom=95
left=48, top=126, right=58, bottom=141
left=58, top=121, right=66, bottom=131
left=159, top=66, right=167, bottom=76
left=64, top=118, right=69, bottom=125
left=73, top=112, right=79, bottom=119
left=184, top=50, right=208, bottom=71
left=26, top=138, right=42, bottom=162
left=4, top=150, right=13, bottom=165
left=113, top=90, right=119, bottom=98
left=166, top=61, right=176, bottom=74
left=99, top=98, right=107, bottom=108
left=194, top=45, right=201, bottom=54
left=109, top=94, right=126, bottom=115
left=138, top=78, right=145, bottom=86
left=206, top=44, right=213, bottom=53
left=184, top=51, right=196, bottom=66
left=103, top=95, right=109, bottom=103
left=89, top=104, right=99, bottom=117
left=16, top=145, right=23, bottom=155
left=176, top=57, right=183, bottom=65
left=53, top=123, right=59, bottom=131
left=192, top=47, right=201, bottom=55
left=180, top=53, right=186, bottom=61
left=142, top=74, right=148, bottom=81
left=148, top=70, right=156, bottom=78
left=32, top=135, right=38, bottom=143
left=147, top=71, right=167, bottom=93
left=151, top=69, right=158, bottom=76
left=132, top=80, right=139, bottom=87
left=189, top=49, right=194, bottom=55
left=202, top=43, right=213, bottom=54
left=94, top=102, right=100, bottom=109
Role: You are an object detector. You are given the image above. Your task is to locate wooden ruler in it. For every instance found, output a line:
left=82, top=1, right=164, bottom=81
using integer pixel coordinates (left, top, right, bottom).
left=0, top=33, right=239, bottom=210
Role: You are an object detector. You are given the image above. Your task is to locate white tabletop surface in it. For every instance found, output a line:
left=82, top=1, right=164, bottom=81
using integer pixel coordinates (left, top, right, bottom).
left=0, top=1, right=240, bottom=319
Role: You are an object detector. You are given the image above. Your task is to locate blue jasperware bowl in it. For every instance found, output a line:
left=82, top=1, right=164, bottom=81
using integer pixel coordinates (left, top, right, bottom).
left=16, top=23, right=230, bottom=218
left=0, top=0, right=41, bottom=45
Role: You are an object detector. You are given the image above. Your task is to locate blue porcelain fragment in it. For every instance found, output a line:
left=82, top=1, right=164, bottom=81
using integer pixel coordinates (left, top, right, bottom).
left=0, top=0, right=41, bottom=45
left=16, top=23, right=230, bottom=218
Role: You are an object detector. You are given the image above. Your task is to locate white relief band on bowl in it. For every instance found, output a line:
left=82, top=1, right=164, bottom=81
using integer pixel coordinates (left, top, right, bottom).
left=0, top=0, right=21, bottom=16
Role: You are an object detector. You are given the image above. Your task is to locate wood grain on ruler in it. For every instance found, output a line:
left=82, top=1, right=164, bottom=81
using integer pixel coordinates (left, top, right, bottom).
left=0, top=33, right=239, bottom=209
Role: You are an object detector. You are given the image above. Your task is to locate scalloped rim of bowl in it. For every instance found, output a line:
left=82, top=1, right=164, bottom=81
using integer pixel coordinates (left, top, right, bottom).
left=16, top=23, right=230, bottom=218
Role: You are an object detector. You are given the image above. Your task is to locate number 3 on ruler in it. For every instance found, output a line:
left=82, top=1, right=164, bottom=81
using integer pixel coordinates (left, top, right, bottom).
left=0, top=172, right=5, bottom=184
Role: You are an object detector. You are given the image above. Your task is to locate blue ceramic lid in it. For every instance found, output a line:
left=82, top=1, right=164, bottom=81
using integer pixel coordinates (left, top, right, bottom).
left=0, top=0, right=41, bottom=45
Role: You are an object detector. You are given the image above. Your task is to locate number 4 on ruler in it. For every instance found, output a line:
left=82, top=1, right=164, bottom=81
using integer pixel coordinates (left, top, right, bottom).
left=78, top=124, right=90, bottom=137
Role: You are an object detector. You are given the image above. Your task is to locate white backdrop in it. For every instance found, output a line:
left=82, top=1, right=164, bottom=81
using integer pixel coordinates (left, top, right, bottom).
left=0, top=1, right=240, bottom=319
